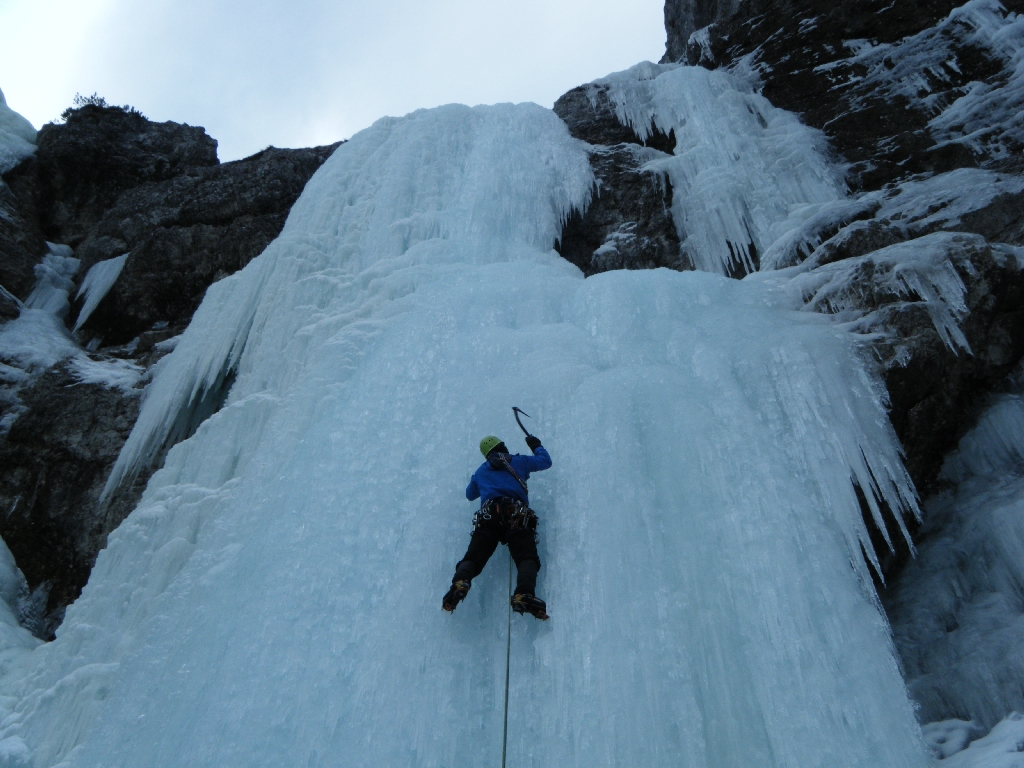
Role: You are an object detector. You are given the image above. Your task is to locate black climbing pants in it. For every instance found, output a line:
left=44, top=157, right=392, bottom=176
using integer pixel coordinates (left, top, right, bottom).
left=453, top=499, right=541, bottom=595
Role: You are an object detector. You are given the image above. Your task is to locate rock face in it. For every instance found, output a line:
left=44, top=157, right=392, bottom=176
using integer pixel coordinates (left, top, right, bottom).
left=548, top=4, right=1024, bottom=613
left=0, top=105, right=340, bottom=634
left=0, top=180, right=46, bottom=300
left=73, top=143, right=340, bottom=345
left=556, top=145, right=684, bottom=275
left=4, top=105, right=219, bottom=246
left=668, top=0, right=1024, bottom=191
left=553, top=86, right=682, bottom=275
left=0, top=362, right=147, bottom=637
left=663, top=0, right=740, bottom=62
left=672, top=0, right=1024, bottom=499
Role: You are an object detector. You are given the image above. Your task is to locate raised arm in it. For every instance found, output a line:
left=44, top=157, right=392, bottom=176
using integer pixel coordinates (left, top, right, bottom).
left=521, top=444, right=551, bottom=472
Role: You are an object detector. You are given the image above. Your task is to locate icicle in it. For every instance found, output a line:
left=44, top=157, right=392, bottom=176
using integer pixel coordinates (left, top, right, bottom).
left=73, top=254, right=129, bottom=332
left=783, top=231, right=980, bottom=353
left=589, top=63, right=847, bottom=276
left=0, top=245, right=80, bottom=373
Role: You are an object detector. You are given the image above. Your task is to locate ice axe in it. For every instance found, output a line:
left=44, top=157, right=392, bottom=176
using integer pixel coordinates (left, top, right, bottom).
left=512, top=407, right=534, bottom=439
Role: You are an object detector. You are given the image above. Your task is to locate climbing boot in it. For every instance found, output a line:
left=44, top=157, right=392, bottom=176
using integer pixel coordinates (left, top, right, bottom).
left=511, top=592, right=548, bottom=620
left=442, top=580, right=471, bottom=612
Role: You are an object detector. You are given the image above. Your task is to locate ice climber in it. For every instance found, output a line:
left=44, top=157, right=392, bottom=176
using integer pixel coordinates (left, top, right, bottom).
left=442, top=434, right=552, bottom=620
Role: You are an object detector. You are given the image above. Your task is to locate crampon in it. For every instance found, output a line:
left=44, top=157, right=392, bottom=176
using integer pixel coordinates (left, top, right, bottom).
left=442, top=580, right=471, bottom=612
left=511, top=592, right=548, bottom=620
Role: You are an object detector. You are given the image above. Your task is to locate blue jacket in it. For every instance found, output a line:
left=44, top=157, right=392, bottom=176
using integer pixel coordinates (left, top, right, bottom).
left=466, top=446, right=551, bottom=506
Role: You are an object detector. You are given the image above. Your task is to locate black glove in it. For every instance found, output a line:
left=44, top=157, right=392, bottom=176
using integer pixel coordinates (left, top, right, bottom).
left=525, top=435, right=542, bottom=451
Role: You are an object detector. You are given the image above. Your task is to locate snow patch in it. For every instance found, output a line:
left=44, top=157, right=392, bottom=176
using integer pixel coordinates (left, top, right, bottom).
left=810, top=0, right=1024, bottom=162
left=924, top=719, right=986, bottom=759
left=929, top=1, right=1024, bottom=161
left=592, top=223, right=637, bottom=257
left=944, top=713, right=1024, bottom=767
left=824, top=0, right=1015, bottom=115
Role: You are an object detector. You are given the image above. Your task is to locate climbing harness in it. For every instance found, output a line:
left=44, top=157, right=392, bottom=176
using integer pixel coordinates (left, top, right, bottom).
left=474, top=497, right=538, bottom=533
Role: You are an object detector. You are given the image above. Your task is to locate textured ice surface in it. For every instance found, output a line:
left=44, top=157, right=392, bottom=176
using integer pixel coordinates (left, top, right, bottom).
left=0, top=100, right=932, bottom=767
left=781, top=231, right=979, bottom=353
left=888, top=380, right=1024, bottom=730
left=0, top=88, right=35, bottom=175
left=0, top=365, right=44, bottom=732
left=928, top=0, right=1024, bottom=162
left=588, top=63, right=846, bottom=276
left=73, top=254, right=129, bottom=332
left=0, top=537, right=39, bottom=656
left=0, top=248, right=80, bottom=374
left=877, top=169, right=1024, bottom=233
left=758, top=196, right=883, bottom=271
left=812, top=0, right=1024, bottom=163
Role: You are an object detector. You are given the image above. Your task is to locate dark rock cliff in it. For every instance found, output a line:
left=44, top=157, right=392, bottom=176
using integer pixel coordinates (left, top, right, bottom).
left=0, top=181, right=46, bottom=300
left=73, top=143, right=339, bottom=345
left=5, top=105, right=219, bottom=246
left=663, top=0, right=740, bottom=61
left=0, top=362, right=147, bottom=637
left=553, top=87, right=683, bottom=276
left=0, top=105, right=339, bottom=634
left=666, top=0, right=1024, bottom=191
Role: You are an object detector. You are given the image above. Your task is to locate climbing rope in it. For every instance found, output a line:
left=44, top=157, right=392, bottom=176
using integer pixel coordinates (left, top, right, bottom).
left=501, top=552, right=512, bottom=768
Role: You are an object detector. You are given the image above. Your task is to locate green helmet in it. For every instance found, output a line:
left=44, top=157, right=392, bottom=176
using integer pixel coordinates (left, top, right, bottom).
left=479, top=435, right=503, bottom=457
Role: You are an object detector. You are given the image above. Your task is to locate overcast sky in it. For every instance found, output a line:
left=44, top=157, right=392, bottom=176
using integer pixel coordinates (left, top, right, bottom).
left=0, top=0, right=666, bottom=161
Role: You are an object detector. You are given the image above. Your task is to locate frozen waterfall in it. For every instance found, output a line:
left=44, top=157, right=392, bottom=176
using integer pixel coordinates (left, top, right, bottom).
left=0, top=77, right=930, bottom=766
